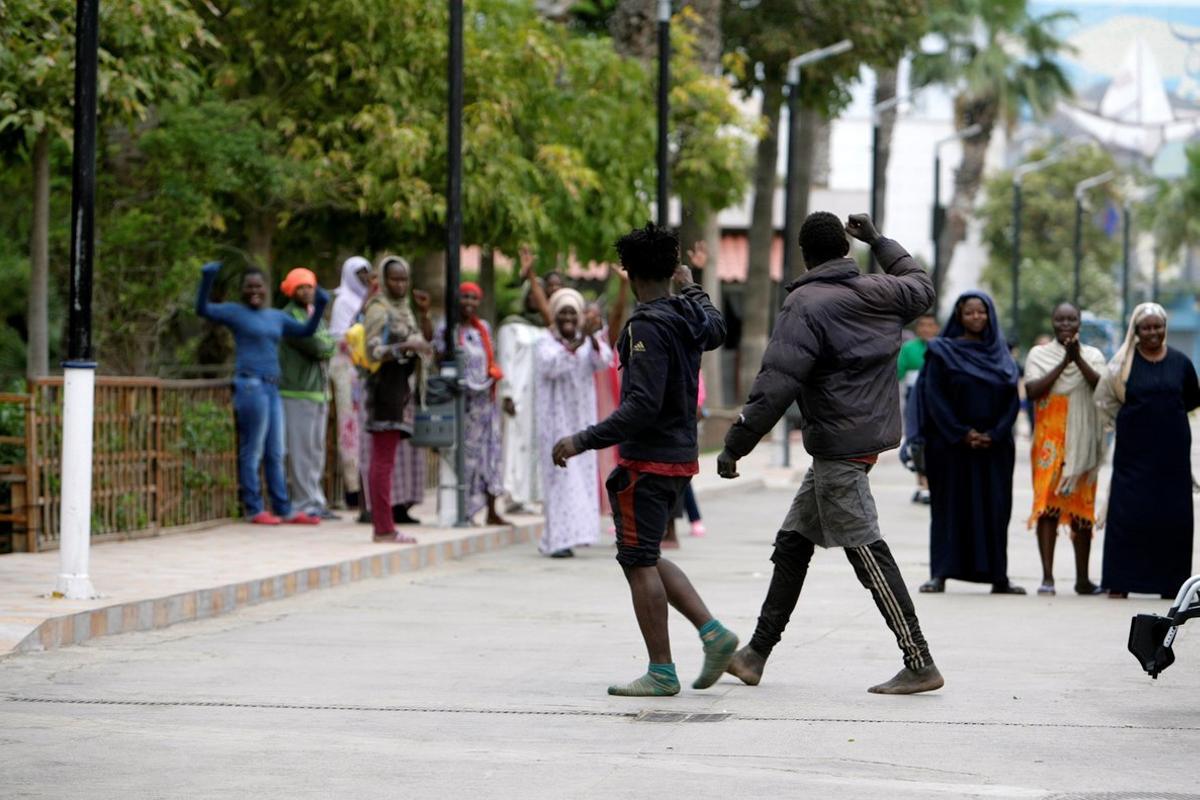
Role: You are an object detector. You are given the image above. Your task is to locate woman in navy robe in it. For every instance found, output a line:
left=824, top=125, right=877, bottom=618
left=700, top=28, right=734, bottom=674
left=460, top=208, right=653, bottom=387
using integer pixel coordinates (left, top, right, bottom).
left=917, top=291, right=1025, bottom=594
left=1096, top=303, right=1200, bottom=598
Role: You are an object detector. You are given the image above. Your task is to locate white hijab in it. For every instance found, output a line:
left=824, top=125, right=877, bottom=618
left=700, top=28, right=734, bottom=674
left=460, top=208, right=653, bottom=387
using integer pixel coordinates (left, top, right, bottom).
left=330, top=255, right=371, bottom=338
left=1026, top=337, right=1107, bottom=494
left=1095, top=302, right=1168, bottom=426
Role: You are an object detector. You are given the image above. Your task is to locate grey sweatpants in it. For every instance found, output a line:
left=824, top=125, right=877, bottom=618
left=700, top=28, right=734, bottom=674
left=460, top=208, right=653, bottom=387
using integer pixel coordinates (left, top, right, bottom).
left=282, top=397, right=329, bottom=515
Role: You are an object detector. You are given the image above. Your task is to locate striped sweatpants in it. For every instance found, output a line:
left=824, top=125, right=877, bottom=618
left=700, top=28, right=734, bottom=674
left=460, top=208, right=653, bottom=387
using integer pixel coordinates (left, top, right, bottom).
left=748, top=533, right=933, bottom=671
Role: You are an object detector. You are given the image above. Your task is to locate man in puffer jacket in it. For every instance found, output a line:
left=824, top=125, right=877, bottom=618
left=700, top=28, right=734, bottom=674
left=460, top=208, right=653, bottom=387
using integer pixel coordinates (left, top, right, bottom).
left=718, top=212, right=944, bottom=695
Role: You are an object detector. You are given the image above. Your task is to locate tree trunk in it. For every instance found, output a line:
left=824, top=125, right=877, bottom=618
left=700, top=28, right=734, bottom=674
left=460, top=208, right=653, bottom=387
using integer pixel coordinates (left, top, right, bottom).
left=414, top=250, right=447, bottom=327
left=698, top=214, right=722, bottom=404
left=610, top=0, right=656, bottom=59
left=28, top=131, right=50, bottom=378
left=937, top=130, right=993, bottom=300
left=740, top=79, right=783, bottom=401
left=781, top=105, right=818, bottom=291
left=479, top=245, right=497, bottom=327
left=246, top=215, right=276, bottom=281
left=871, top=66, right=899, bottom=235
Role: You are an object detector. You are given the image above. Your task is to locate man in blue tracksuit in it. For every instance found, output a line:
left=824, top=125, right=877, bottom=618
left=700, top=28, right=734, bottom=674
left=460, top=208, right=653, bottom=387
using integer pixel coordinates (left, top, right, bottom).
left=553, top=222, right=739, bottom=697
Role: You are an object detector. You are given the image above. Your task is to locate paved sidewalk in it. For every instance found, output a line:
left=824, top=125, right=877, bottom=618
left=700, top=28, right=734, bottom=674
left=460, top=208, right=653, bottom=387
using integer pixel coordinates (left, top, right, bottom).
left=0, top=443, right=786, bottom=658
left=0, top=504, right=543, bottom=657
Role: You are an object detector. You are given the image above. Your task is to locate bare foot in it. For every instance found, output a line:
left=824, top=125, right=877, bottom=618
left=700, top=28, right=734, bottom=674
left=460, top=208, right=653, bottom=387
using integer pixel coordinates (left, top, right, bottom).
left=868, top=664, right=944, bottom=695
left=726, top=645, right=766, bottom=686
left=486, top=514, right=511, bottom=527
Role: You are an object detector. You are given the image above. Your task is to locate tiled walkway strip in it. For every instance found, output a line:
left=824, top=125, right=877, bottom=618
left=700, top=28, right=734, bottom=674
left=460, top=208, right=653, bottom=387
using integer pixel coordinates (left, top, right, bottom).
left=20, top=522, right=541, bottom=654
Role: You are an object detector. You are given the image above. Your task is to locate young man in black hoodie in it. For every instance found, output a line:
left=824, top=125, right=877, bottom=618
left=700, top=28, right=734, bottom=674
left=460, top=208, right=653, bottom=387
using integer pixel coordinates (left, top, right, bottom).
left=718, top=212, right=944, bottom=695
left=553, top=222, right=738, bottom=697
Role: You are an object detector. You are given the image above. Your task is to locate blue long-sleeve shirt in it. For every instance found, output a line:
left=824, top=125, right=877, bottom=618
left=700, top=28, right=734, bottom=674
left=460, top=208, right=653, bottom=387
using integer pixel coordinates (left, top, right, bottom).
left=195, top=266, right=329, bottom=379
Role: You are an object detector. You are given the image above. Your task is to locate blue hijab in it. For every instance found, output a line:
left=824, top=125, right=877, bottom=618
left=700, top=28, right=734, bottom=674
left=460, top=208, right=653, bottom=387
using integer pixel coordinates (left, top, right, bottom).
left=926, top=291, right=1020, bottom=386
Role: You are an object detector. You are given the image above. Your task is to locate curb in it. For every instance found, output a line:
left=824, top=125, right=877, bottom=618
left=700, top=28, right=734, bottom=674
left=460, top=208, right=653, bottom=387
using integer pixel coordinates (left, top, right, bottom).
left=13, top=519, right=543, bottom=656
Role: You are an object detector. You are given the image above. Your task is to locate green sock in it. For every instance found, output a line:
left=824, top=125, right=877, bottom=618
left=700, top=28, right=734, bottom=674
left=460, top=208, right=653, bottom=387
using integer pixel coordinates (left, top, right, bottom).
left=608, top=663, right=680, bottom=697
left=693, top=620, right=738, bottom=690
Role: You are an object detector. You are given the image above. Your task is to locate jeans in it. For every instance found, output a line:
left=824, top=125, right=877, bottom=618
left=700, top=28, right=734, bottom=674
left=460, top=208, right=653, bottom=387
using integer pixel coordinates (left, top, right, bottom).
left=233, top=375, right=291, bottom=518
left=682, top=483, right=701, bottom=523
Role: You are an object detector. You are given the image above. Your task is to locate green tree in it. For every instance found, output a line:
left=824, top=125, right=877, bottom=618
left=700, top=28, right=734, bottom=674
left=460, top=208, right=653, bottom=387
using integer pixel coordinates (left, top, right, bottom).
left=977, top=144, right=1122, bottom=346
left=0, top=0, right=214, bottom=377
left=1142, top=146, right=1200, bottom=287
left=912, top=0, right=1074, bottom=300
left=722, top=0, right=927, bottom=397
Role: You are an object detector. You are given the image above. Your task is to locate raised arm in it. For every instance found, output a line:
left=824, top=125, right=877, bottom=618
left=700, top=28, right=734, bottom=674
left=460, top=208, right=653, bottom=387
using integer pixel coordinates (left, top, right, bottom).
left=280, top=287, right=330, bottom=338
left=846, top=214, right=935, bottom=321
left=608, top=269, right=629, bottom=346
left=195, top=262, right=236, bottom=325
left=677, top=279, right=725, bottom=352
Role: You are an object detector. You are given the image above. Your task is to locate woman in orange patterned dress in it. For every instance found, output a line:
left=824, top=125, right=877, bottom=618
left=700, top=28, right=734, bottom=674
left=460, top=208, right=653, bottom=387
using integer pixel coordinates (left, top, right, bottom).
left=1024, top=303, right=1107, bottom=596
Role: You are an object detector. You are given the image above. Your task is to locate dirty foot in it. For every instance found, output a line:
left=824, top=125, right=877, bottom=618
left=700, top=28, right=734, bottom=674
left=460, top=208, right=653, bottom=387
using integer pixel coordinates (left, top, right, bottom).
left=868, top=664, right=944, bottom=695
left=726, top=645, right=766, bottom=686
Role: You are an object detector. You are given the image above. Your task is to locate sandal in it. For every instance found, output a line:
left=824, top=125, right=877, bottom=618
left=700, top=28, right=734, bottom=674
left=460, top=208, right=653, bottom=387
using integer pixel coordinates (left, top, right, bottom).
left=1074, top=580, right=1103, bottom=595
left=1037, top=582, right=1056, bottom=596
left=1107, top=590, right=1128, bottom=599
left=991, top=582, right=1027, bottom=595
left=919, top=578, right=945, bottom=593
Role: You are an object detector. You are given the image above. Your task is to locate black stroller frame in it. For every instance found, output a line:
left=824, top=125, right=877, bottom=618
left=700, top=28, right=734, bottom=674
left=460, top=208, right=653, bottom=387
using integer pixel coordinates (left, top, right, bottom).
left=1129, top=574, right=1200, bottom=678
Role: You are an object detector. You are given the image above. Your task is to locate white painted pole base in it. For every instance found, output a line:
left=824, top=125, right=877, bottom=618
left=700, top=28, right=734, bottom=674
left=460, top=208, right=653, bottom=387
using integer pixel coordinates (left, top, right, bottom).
left=437, top=448, right=457, bottom=528
left=54, top=364, right=98, bottom=599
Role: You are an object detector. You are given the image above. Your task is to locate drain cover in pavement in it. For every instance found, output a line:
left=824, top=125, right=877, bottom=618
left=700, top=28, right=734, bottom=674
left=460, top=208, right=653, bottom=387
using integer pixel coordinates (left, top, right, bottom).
left=635, top=710, right=731, bottom=723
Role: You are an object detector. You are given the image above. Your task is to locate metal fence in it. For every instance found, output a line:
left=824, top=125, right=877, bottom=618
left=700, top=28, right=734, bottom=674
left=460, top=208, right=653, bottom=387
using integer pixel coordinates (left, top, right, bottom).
left=0, top=376, right=438, bottom=553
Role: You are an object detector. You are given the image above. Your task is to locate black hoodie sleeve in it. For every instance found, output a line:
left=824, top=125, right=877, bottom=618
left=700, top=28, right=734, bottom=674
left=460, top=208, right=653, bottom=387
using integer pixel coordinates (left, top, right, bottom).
left=573, top=319, right=669, bottom=452
left=723, top=303, right=819, bottom=459
left=680, top=283, right=726, bottom=352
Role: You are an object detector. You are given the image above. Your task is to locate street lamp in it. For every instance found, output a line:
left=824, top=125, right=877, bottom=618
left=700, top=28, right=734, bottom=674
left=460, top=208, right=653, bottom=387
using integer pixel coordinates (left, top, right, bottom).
left=656, top=0, right=670, bottom=227
left=779, top=39, right=852, bottom=468
left=868, top=94, right=909, bottom=273
left=445, top=0, right=468, bottom=527
left=1011, top=151, right=1069, bottom=341
left=1072, top=171, right=1115, bottom=307
left=55, top=0, right=100, bottom=600
left=780, top=39, right=853, bottom=288
left=931, top=123, right=982, bottom=312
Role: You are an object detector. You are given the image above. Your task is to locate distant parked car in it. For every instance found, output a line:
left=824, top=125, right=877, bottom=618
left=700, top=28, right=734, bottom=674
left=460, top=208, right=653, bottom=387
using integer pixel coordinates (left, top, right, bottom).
left=1079, top=312, right=1122, bottom=360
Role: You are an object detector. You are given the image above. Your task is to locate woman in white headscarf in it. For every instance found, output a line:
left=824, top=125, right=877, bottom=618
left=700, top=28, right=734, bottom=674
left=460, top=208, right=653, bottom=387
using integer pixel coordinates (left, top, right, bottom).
left=327, top=255, right=372, bottom=507
left=1024, top=302, right=1107, bottom=595
left=1095, top=302, right=1200, bottom=599
left=535, top=288, right=612, bottom=557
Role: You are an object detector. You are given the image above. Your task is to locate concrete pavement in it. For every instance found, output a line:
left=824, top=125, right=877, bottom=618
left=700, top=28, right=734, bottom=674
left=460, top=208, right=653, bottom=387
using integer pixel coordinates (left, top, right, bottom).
left=1, top=445, right=1198, bottom=798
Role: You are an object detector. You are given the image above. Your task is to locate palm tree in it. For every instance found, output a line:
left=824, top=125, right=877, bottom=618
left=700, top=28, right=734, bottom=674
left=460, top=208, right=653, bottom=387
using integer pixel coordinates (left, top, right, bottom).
left=912, top=0, right=1074, bottom=300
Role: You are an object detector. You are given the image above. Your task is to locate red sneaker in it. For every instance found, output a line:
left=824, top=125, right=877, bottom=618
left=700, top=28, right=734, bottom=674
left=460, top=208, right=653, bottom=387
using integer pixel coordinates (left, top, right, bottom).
left=284, top=512, right=321, bottom=525
left=250, top=512, right=282, bottom=526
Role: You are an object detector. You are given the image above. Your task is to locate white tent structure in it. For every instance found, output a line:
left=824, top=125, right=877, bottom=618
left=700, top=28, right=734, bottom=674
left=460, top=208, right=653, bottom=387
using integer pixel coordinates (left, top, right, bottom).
left=1061, top=38, right=1200, bottom=159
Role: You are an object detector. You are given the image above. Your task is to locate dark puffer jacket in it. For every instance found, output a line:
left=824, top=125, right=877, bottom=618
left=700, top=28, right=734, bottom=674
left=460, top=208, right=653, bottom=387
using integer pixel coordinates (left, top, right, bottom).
left=724, top=237, right=934, bottom=461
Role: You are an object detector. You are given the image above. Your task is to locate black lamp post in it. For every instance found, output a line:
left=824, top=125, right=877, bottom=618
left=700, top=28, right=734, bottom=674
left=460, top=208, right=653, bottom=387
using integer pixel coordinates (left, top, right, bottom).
left=56, top=0, right=101, bottom=599
left=930, top=124, right=981, bottom=316
left=778, top=39, right=852, bottom=468
left=1072, top=171, right=1115, bottom=307
left=446, top=0, right=467, bottom=527
left=657, top=0, right=670, bottom=227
